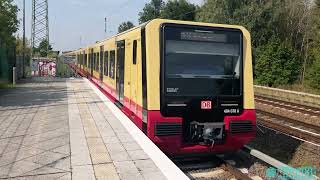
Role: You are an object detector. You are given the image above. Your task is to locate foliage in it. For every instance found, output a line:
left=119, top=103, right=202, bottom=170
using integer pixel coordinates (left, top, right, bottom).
left=160, top=0, right=196, bottom=21
left=306, top=52, right=320, bottom=88
left=195, top=0, right=320, bottom=91
left=196, top=0, right=283, bottom=48
left=304, top=0, right=320, bottom=89
left=0, top=0, right=18, bottom=83
left=255, top=39, right=301, bottom=86
left=138, top=0, right=164, bottom=24
left=33, top=39, right=53, bottom=57
left=196, top=0, right=244, bottom=24
left=15, top=37, right=31, bottom=55
left=0, top=0, right=19, bottom=46
left=138, top=0, right=196, bottom=23
left=118, top=21, right=135, bottom=33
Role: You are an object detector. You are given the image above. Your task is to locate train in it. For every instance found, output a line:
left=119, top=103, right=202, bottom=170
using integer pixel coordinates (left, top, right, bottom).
left=68, top=19, right=256, bottom=155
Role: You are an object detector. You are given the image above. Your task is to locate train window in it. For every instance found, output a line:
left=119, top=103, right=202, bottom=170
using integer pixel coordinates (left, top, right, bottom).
left=104, top=51, right=109, bottom=76
left=133, top=40, right=137, bottom=65
left=85, top=54, right=87, bottom=67
left=94, top=53, right=96, bottom=71
left=82, top=53, right=85, bottom=66
left=109, top=50, right=115, bottom=79
left=76, top=55, right=79, bottom=64
left=93, top=53, right=96, bottom=70
left=96, top=53, right=99, bottom=71
left=164, top=26, right=242, bottom=96
left=81, top=54, right=83, bottom=65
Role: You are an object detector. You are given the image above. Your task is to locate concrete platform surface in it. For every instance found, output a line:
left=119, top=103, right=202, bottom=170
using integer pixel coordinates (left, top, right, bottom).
left=0, top=77, right=188, bottom=180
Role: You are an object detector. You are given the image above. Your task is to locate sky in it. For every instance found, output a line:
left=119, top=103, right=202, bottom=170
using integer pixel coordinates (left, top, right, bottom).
left=13, top=0, right=203, bottom=51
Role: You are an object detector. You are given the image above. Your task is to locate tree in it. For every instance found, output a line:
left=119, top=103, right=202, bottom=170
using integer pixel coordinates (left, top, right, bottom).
left=118, top=21, right=135, bottom=33
left=306, top=0, right=320, bottom=89
left=306, top=54, right=320, bottom=89
left=196, top=0, right=249, bottom=24
left=255, top=39, right=301, bottom=87
left=33, top=39, right=53, bottom=57
left=0, top=0, right=19, bottom=46
left=195, top=0, right=320, bottom=88
left=16, top=37, right=31, bottom=55
left=196, top=0, right=283, bottom=48
left=138, top=0, right=164, bottom=24
left=161, top=0, right=196, bottom=21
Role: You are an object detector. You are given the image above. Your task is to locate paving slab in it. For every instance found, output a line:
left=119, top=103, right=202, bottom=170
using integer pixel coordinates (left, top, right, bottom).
left=0, top=77, right=70, bottom=179
left=0, top=77, right=188, bottom=180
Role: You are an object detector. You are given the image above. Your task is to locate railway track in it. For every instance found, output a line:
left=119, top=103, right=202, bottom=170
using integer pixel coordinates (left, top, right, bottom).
left=175, top=155, right=253, bottom=180
left=255, top=95, right=320, bottom=118
left=255, top=94, right=320, bottom=146
left=257, top=110, right=320, bottom=146
left=175, top=146, right=318, bottom=180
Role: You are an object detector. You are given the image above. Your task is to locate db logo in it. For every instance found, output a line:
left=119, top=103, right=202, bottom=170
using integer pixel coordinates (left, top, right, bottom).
left=201, top=101, right=212, bottom=109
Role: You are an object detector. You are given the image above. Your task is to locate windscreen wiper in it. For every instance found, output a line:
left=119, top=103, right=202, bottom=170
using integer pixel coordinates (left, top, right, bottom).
left=231, top=71, right=236, bottom=95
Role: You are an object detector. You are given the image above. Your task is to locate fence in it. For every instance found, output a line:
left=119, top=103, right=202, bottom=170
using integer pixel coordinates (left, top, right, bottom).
left=0, top=43, right=30, bottom=84
left=0, top=43, right=15, bottom=83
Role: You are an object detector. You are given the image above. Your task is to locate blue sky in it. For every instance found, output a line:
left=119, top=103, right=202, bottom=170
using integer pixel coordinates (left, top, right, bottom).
left=13, top=0, right=203, bottom=51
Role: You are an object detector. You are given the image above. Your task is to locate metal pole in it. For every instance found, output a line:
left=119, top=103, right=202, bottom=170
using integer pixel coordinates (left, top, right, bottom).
left=22, top=0, right=26, bottom=78
left=104, top=17, right=107, bottom=38
left=46, top=0, right=49, bottom=57
left=13, top=67, right=16, bottom=85
left=31, top=0, right=35, bottom=53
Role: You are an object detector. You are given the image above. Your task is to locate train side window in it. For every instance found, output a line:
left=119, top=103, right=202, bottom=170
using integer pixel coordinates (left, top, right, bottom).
left=109, top=50, right=115, bottom=79
left=93, top=53, right=96, bottom=70
left=85, top=54, right=87, bottom=67
left=83, top=54, right=85, bottom=66
left=76, top=55, right=79, bottom=64
left=94, top=53, right=96, bottom=71
left=104, top=51, right=109, bottom=76
left=95, top=53, right=98, bottom=71
left=96, top=53, right=99, bottom=71
left=133, top=40, right=137, bottom=65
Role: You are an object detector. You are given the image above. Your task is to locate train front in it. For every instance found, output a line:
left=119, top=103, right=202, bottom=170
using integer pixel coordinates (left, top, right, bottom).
left=149, top=22, right=256, bottom=155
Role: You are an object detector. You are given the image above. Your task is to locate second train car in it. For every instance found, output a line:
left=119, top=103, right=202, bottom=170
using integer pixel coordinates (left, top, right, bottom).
left=70, top=19, right=256, bottom=155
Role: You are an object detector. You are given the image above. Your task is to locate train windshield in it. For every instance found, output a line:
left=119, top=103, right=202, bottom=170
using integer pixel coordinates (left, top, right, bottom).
left=163, top=26, right=242, bottom=96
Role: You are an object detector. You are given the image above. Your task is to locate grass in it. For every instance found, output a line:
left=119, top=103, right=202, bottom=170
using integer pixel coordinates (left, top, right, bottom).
left=275, top=84, right=320, bottom=95
left=255, top=82, right=320, bottom=95
left=0, top=82, right=15, bottom=89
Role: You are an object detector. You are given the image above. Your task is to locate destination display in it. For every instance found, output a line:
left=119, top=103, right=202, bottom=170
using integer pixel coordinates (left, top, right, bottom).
left=181, top=31, right=227, bottom=42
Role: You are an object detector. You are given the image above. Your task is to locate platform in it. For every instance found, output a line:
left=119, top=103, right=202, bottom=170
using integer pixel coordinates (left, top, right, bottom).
left=0, top=77, right=187, bottom=180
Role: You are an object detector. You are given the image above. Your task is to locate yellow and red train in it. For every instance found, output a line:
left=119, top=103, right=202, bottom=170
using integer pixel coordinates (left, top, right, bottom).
left=69, top=19, right=256, bottom=155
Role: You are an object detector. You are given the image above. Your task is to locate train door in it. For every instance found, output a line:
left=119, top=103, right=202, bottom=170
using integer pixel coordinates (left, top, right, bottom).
left=100, top=46, right=104, bottom=82
left=78, top=52, right=82, bottom=70
left=131, top=40, right=138, bottom=114
left=90, top=49, right=94, bottom=77
left=116, top=40, right=125, bottom=104
left=83, top=51, right=85, bottom=71
left=124, top=40, right=131, bottom=111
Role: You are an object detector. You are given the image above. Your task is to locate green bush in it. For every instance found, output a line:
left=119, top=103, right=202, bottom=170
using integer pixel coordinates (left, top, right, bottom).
left=306, top=49, right=320, bottom=89
left=255, top=39, right=301, bottom=87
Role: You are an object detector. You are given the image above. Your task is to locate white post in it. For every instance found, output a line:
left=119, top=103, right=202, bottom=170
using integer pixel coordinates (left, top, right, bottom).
left=13, top=67, right=16, bottom=85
